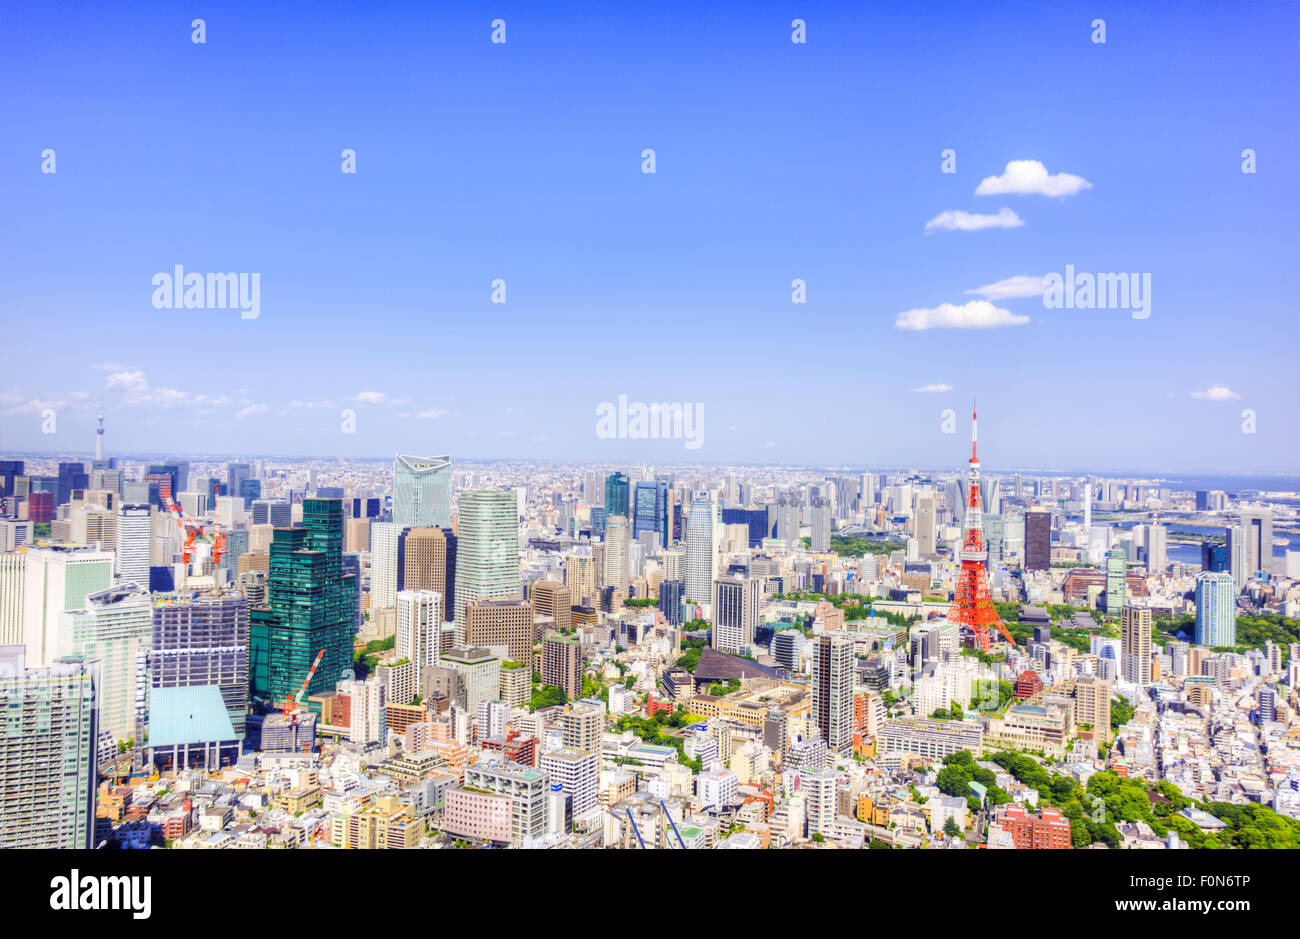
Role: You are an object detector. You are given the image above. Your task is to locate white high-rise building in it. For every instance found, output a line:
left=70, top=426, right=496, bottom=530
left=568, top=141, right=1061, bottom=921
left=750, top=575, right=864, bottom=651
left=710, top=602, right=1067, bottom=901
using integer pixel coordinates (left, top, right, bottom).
left=396, top=589, right=443, bottom=672
left=915, top=492, right=937, bottom=558
left=0, top=553, right=25, bottom=647
left=604, top=516, right=630, bottom=595
left=370, top=522, right=405, bottom=612
left=337, top=676, right=386, bottom=745
left=22, top=545, right=115, bottom=667
left=685, top=495, right=716, bottom=604
left=393, top=454, right=452, bottom=528
left=115, top=504, right=152, bottom=589
left=57, top=582, right=152, bottom=741
left=0, top=647, right=99, bottom=849
left=1147, top=523, right=1167, bottom=574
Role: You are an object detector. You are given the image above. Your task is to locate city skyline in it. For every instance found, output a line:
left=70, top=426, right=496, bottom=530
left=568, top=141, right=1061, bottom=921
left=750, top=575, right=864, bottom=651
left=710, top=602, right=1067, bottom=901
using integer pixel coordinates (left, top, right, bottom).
left=2, top=2, right=1297, bottom=470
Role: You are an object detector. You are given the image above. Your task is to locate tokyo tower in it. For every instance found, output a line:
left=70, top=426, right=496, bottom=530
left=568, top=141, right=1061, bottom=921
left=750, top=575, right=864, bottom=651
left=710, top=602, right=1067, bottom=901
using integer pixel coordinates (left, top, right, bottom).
left=948, top=402, right=1018, bottom=651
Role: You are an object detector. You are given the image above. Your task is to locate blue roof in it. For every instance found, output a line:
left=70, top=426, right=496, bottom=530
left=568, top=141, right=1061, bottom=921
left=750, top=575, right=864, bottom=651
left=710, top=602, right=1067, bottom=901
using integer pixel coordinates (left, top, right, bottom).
left=149, top=685, right=237, bottom=747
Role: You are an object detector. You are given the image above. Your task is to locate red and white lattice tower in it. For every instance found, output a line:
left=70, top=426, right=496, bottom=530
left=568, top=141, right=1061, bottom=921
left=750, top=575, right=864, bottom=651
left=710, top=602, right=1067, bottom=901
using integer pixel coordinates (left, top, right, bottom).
left=948, top=402, right=1017, bottom=651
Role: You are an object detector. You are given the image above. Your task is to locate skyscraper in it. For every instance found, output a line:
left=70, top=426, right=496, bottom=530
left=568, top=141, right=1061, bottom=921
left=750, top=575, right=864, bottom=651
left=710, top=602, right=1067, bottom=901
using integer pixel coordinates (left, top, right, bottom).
left=604, top=473, right=630, bottom=520
left=58, top=582, right=153, bottom=741
left=810, top=497, right=831, bottom=552
left=1230, top=508, right=1274, bottom=581
left=658, top=579, right=685, bottom=626
left=396, top=589, right=443, bottom=672
left=685, top=495, right=715, bottom=604
left=22, top=545, right=115, bottom=667
left=114, top=504, right=151, bottom=589
left=1195, top=572, right=1236, bottom=647
left=0, top=647, right=99, bottom=848
left=393, top=454, right=453, bottom=528
left=453, top=490, right=521, bottom=645
left=812, top=631, right=854, bottom=756
left=1105, top=547, right=1128, bottom=613
left=632, top=480, right=668, bottom=547
left=249, top=498, right=357, bottom=711
left=603, top=515, right=630, bottom=596
left=914, top=493, right=936, bottom=557
left=712, top=576, right=760, bottom=654
left=369, top=521, right=406, bottom=612
left=400, top=526, right=456, bottom=621
left=1120, top=605, right=1152, bottom=686
left=1024, top=510, right=1051, bottom=572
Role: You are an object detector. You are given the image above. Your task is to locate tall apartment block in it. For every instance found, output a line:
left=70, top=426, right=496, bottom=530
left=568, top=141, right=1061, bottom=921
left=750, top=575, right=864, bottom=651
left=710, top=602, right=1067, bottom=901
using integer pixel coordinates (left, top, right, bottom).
left=0, top=647, right=99, bottom=848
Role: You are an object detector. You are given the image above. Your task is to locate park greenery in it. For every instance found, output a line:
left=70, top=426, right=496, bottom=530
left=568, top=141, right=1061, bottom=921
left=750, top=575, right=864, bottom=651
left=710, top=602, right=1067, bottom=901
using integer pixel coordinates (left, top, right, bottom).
left=623, top=597, right=659, bottom=608
left=614, top=708, right=704, bottom=772
left=352, top=634, right=396, bottom=678
left=528, top=684, right=568, bottom=710
left=797, top=534, right=905, bottom=557
left=674, top=635, right=709, bottom=672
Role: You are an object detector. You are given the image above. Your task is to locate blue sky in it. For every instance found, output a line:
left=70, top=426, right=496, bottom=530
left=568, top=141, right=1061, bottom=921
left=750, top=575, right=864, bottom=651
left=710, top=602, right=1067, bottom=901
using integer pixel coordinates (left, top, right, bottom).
left=1, top=0, right=1297, bottom=472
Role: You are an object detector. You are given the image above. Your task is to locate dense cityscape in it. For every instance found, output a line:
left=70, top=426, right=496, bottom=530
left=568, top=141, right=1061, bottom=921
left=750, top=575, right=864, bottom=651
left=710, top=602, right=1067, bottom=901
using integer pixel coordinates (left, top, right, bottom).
left=1, top=403, right=1297, bottom=853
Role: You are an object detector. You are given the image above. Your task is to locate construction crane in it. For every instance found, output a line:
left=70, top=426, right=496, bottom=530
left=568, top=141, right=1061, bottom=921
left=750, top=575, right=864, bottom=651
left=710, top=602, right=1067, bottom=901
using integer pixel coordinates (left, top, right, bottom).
left=281, top=649, right=326, bottom=724
left=659, top=800, right=686, bottom=849
left=158, top=481, right=228, bottom=567
left=625, top=807, right=647, bottom=849
left=740, top=788, right=775, bottom=821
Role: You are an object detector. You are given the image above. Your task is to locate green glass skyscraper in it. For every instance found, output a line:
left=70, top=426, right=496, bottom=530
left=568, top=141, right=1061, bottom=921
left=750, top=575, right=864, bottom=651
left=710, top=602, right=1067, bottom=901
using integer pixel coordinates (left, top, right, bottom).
left=250, top=498, right=356, bottom=712
left=604, top=473, right=630, bottom=519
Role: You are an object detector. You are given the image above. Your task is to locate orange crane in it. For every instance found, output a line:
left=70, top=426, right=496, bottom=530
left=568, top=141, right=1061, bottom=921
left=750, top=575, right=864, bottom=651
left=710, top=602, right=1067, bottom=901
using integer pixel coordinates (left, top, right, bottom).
left=158, top=481, right=228, bottom=567
left=740, top=788, right=775, bottom=821
left=280, top=649, right=326, bottom=723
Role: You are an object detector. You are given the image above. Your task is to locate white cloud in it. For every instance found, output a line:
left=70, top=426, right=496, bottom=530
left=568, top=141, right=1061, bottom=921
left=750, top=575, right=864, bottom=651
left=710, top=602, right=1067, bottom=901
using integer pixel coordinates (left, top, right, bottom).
left=235, top=403, right=269, bottom=419
left=895, top=299, right=1030, bottom=331
left=964, top=274, right=1046, bottom=300
left=912, top=384, right=953, bottom=393
left=416, top=409, right=449, bottom=419
left=106, top=370, right=148, bottom=393
left=385, top=398, right=410, bottom=408
left=924, top=208, right=1024, bottom=233
left=2, top=396, right=66, bottom=416
left=352, top=391, right=386, bottom=404
left=288, top=400, right=335, bottom=410
left=1191, top=385, right=1241, bottom=401
left=975, top=159, right=1092, bottom=198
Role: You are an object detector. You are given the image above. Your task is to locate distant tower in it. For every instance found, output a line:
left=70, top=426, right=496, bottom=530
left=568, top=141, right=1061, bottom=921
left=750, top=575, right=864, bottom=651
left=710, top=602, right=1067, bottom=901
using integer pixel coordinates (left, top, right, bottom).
left=948, top=403, right=1017, bottom=651
left=95, top=401, right=104, bottom=462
